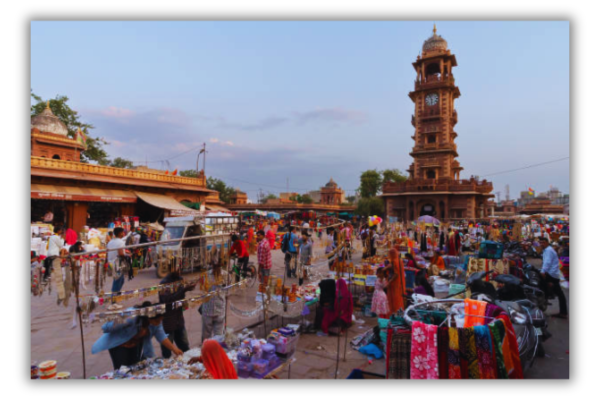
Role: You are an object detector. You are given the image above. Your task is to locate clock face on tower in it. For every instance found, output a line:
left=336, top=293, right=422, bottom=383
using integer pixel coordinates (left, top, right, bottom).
left=425, top=93, right=439, bottom=106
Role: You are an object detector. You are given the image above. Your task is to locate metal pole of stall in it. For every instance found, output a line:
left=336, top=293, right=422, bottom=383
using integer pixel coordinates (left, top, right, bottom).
left=70, top=256, right=87, bottom=379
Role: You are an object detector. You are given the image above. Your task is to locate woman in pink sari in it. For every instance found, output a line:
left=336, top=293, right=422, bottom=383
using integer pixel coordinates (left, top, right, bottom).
left=321, top=279, right=354, bottom=335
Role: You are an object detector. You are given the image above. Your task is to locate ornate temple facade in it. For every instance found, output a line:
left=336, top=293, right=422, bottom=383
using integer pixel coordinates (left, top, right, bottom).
left=382, top=26, right=494, bottom=221
left=30, top=104, right=227, bottom=232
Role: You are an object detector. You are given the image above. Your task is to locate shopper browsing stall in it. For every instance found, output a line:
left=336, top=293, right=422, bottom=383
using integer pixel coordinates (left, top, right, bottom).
left=200, top=283, right=226, bottom=343
left=107, top=227, right=129, bottom=292
left=187, top=339, right=238, bottom=379
left=91, top=301, right=183, bottom=370
left=159, top=271, right=195, bottom=358
left=256, top=230, right=272, bottom=283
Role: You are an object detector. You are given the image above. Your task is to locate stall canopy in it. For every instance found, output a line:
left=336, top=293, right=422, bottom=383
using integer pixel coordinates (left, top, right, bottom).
left=205, top=204, right=231, bottom=212
left=31, top=184, right=137, bottom=203
left=135, top=191, right=201, bottom=216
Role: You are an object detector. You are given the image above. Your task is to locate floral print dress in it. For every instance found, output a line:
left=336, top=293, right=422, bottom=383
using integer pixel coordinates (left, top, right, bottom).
left=371, top=278, right=389, bottom=316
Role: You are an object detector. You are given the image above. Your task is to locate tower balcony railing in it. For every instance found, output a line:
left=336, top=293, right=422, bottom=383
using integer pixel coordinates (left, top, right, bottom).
left=414, top=74, right=455, bottom=90
left=382, top=177, right=493, bottom=194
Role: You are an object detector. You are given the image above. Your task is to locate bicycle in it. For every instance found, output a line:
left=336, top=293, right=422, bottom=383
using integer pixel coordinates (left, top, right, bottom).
left=228, top=255, right=257, bottom=288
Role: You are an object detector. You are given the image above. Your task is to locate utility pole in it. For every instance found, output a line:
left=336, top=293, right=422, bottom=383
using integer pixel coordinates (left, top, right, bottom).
left=196, top=143, right=206, bottom=177
left=505, top=184, right=510, bottom=202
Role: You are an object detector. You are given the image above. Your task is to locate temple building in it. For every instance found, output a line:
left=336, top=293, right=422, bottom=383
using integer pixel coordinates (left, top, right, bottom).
left=30, top=103, right=228, bottom=232
left=382, top=26, right=494, bottom=221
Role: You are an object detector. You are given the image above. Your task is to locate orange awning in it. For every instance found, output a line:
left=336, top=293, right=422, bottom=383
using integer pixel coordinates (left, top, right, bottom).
left=31, top=184, right=137, bottom=203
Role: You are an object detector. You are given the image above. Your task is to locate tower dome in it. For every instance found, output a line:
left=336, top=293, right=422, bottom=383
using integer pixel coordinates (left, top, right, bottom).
left=422, top=24, right=448, bottom=53
left=325, top=177, right=338, bottom=188
left=31, top=101, right=69, bottom=136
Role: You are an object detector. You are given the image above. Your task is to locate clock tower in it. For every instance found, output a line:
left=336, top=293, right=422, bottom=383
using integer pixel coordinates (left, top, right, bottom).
left=382, top=26, right=494, bottom=221
left=408, top=24, right=462, bottom=181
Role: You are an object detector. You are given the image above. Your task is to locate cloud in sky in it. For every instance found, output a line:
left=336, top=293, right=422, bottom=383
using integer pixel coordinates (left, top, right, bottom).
left=294, top=108, right=368, bottom=126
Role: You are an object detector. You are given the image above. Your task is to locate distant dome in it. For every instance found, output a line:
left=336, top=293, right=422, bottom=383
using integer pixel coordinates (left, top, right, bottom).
left=31, top=102, right=69, bottom=136
left=422, top=25, right=448, bottom=53
left=325, top=177, right=338, bottom=188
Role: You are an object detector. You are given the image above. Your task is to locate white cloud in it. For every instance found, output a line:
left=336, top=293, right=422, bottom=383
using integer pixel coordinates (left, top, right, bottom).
left=209, top=138, right=219, bottom=143
left=224, top=140, right=234, bottom=146
left=100, top=106, right=135, bottom=118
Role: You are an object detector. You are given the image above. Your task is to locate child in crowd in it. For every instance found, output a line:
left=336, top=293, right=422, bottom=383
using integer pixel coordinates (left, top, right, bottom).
left=371, top=267, right=390, bottom=318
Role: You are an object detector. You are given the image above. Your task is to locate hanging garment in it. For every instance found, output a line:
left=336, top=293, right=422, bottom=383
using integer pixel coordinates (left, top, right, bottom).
left=437, top=326, right=449, bottom=379
left=464, top=299, right=487, bottom=328
left=459, top=327, right=480, bottom=379
left=497, top=315, right=524, bottom=379
left=447, top=233, right=457, bottom=256
left=448, top=327, right=462, bottom=379
left=439, top=232, right=445, bottom=249
left=386, top=326, right=412, bottom=379
left=474, top=325, right=496, bottom=379
left=420, top=234, right=427, bottom=253
left=410, top=321, right=439, bottom=379
left=488, top=321, right=509, bottom=379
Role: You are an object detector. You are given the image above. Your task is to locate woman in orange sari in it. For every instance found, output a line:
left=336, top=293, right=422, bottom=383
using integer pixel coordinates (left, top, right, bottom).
left=428, top=250, right=446, bottom=276
left=384, top=248, right=406, bottom=315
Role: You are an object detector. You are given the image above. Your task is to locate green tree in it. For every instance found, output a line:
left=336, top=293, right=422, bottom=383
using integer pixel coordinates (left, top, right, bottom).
left=207, top=177, right=236, bottom=204
left=260, top=194, right=277, bottom=204
left=109, top=157, right=135, bottom=169
left=381, top=168, right=408, bottom=184
left=295, top=194, right=313, bottom=204
left=346, top=195, right=356, bottom=204
left=356, top=197, right=385, bottom=217
left=359, top=169, right=383, bottom=198
left=179, top=169, right=200, bottom=178
left=31, top=91, right=110, bottom=164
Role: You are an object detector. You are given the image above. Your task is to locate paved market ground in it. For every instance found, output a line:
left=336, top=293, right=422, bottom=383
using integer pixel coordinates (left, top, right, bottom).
left=30, top=238, right=569, bottom=379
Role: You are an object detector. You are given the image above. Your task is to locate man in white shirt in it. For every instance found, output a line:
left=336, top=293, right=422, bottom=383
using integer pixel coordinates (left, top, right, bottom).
left=43, top=227, right=65, bottom=280
left=107, top=227, right=128, bottom=292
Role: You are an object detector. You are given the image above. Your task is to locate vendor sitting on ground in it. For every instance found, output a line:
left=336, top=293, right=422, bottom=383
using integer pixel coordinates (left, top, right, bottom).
left=414, top=268, right=435, bottom=297
left=428, top=250, right=445, bottom=276
left=187, top=339, right=238, bottom=379
left=320, top=279, right=353, bottom=336
left=91, top=301, right=183, bottom=370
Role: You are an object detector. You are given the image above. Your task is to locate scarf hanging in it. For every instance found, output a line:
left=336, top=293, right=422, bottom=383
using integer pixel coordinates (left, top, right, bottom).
left=448, top=327, right=462, bottom=379
left=387, top=327, right=412, bottom=379
left=489, top=321, right=509, bottom=379
left=410, top=321, right=439, bottom=379
left=497, top=315, right=524, bottom=379
left=474, top=325, right=496, bottom=379
left=437, top=326, right=449, bottom=379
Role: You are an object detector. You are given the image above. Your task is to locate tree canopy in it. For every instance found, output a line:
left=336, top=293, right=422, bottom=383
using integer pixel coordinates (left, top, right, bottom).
left=356, top=197, right=385, bottom=217
left=359, top=169, right=383, bottom=198
left=178, top=169, right=200, bottom=178
left=294, top=194, right=314, bottom=204
left=381, top=168, right=408, bottom=185
left=260, top=194, right=278, bottom=204
left=207, top=177, right=236, bottom=204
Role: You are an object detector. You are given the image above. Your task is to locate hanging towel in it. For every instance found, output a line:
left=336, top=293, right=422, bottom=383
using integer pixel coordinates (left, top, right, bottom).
left=464, top=299, right=487, bottom=327
left=410, top=321, right=439, bottom=379
left=497, top=315, right=524, bottom=379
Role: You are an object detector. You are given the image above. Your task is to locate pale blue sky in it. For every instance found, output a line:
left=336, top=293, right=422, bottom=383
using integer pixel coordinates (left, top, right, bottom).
left=31, top=21, right=569, bottom=200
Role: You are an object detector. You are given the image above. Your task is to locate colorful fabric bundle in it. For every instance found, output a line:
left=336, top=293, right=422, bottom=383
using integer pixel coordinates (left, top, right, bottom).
left=447, top=327, right=462, bottom=379
left=460, top=327, right=480, bottom=379
left=474, top=325, right=496, bottom=379
left=410, top=321, right=439, bottom=379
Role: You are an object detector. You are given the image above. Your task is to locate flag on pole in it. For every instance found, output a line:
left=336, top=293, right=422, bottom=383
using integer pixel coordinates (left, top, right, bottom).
left=528, top=187, right=534, bottom=195
left=75, top=128, right=88, bottom=149
left=165, top=170, right=169, bottom=175
left=172, top=169, right=178, bottom=176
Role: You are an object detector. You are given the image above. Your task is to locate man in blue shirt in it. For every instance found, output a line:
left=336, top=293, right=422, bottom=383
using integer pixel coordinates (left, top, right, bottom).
left=539, top=237, right=568, bottom=318
left=282, top=225, right=299, bottom=278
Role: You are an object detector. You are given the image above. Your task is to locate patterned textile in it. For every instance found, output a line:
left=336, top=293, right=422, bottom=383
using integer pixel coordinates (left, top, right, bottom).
left=448, top=328, right=462, bottom=379
left=497, top=315, right=524, bottom=379
left=474, top=325, right=496, bottom=379
left=257, top=238, right=272, bottom=270
left=437, top=327, right=449, bottom=379
left=489, top=321, right=509, bottom=379
left=458, top=328, right=469, bottom=379
left=464, top=299, right=488, bottom=328
left=462, top=327, right=480, bottom=379
left=410, top=321, right=439, bottom=379
left=386, top=326, right=412, bottom=379
left=484, top=303, right=504, bottom=324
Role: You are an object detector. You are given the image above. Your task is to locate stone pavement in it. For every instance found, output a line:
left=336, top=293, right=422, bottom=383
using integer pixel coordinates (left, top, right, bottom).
left=30, top=239, right=568, bottom=379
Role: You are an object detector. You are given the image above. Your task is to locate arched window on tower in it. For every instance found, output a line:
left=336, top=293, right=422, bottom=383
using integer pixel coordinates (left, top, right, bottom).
left=425, top=62, right=441, bottom=81
left=52, top=154, right=61, bottom=160
left=426, top=170, right=436, bottom=179
left=427, top=135, right=436, bottom=144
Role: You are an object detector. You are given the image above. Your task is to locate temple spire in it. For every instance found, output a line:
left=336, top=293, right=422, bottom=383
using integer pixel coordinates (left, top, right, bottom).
left=45, top=100, right=50, bottom=110
left=433, top=23, right=437, bottom=35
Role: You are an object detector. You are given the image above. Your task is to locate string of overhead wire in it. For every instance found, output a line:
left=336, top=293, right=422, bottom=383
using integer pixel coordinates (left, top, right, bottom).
left=480, top=156, right=569, bottom=178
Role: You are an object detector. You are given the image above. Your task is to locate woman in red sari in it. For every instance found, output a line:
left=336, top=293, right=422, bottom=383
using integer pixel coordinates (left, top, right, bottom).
left=188, top=339, right=238, bottom=379
left=384, top=248, right=406, bottom=315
